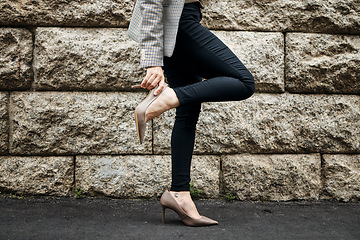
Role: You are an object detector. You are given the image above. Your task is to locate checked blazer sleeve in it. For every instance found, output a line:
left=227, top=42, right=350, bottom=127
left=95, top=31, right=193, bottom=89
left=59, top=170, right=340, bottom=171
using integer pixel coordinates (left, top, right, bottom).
left=128, top=0, right=186, bottom=68
left=139, top=0, right=165, bottom=68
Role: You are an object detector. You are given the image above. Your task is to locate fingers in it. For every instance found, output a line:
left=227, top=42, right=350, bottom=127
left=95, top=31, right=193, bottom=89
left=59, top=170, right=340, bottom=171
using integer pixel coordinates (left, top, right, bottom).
left=154, top=79, right=165, bottom=96
left=141, top=66, right=165, bottom=91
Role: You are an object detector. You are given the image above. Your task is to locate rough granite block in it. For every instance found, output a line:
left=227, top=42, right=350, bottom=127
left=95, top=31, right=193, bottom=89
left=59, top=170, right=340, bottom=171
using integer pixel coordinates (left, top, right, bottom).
left=286, top=33, right=360, bottom=94
left=0, top=156, right=74, bottom=196
left=10, top=92, right=151, bottom=155
left=322, top=154, right=360, bottom=202
left=0, top=28, right=32, bottom=90
left=34, top=28, right=144, bottom=91
left=0, top=0, right=132, bottom=27
left=202, top=0, right=360, bottom=34
left=222, top=154, right=321, bottom=201
left=0, top=92, right=8, bottom=153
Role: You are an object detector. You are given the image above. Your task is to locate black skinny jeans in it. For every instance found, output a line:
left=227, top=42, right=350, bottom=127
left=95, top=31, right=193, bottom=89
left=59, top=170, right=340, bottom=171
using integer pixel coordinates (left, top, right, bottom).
left=163, top=2, right=255, bottom=192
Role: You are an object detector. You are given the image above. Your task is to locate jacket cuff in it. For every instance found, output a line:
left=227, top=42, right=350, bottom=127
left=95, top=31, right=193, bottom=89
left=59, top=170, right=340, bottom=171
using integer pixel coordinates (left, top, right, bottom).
left=139, top=48, right=164, bottom=68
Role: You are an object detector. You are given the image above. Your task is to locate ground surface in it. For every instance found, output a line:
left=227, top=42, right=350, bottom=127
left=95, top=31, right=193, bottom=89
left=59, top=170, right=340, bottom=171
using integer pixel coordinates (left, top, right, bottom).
left=1, top=196, right=359, bottom=240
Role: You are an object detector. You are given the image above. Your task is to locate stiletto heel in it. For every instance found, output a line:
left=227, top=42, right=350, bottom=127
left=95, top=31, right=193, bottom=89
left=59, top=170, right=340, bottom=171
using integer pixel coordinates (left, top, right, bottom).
left=162, top=205, right=166, bottom=224
left=160, top=190, right=218, bottom=227
left=133, top=83, right=168, bottom=144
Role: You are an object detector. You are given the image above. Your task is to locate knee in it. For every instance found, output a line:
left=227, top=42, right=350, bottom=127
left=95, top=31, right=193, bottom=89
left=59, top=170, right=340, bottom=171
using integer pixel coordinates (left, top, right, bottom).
left=244, top=74, right=255, bottom=99
left=247, top=81, right=255, bottom=98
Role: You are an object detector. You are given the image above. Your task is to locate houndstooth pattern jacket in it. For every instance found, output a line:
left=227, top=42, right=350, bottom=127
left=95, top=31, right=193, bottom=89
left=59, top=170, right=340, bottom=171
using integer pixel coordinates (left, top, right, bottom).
left=128, top=0, right=186, bottom=68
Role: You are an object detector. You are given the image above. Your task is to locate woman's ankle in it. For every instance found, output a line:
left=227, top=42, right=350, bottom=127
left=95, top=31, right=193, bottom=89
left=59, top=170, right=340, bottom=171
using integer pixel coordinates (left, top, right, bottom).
left=169, top=191, right=201, bottom=219
left=145, top=88, right=179, bottom=121
left=169, top=190, right=190, bottom=198
left=167, top=88, right=180, bottom=108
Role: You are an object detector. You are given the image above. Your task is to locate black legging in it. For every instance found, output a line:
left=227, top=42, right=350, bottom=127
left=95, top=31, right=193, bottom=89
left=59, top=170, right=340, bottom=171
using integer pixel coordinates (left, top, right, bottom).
left=163, top=2, right=255, bottom=191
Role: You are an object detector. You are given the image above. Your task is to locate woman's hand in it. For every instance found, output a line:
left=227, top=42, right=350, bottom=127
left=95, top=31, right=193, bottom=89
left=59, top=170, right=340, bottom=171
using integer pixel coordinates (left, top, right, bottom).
left=141, top=66, right=166, bottom=95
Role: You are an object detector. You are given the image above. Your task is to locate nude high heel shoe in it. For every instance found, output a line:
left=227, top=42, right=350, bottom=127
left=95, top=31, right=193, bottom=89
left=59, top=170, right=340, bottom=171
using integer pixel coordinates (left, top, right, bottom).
left=160, top=190, right=218, bottom=227
left=132, top=83, right=168, bottom=144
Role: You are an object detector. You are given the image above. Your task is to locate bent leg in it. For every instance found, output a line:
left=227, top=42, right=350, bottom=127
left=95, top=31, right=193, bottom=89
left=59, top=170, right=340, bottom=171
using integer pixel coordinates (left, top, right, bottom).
left=171, top=5, right=255, bottom=105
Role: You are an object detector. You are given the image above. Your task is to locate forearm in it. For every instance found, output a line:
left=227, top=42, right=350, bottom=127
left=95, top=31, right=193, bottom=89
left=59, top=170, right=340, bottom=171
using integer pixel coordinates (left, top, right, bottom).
left=139, top=0, right=164, bottom=68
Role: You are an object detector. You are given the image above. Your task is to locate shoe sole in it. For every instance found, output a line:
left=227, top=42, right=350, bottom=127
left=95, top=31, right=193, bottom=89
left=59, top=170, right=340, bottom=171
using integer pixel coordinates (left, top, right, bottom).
left=134, top=90, right=152, bottom=144
left=134, top=106, right=141, bottom=143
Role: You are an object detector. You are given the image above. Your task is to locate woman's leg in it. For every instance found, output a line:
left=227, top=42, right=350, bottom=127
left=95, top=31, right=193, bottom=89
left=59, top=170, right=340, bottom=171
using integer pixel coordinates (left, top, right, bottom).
left=163, top=2, right=255, bottom=191
left=162, top=51, right=203, bottom=219
left=163, top=57, right=202, bottom=192
left=159, top=2, right=255, bottom=218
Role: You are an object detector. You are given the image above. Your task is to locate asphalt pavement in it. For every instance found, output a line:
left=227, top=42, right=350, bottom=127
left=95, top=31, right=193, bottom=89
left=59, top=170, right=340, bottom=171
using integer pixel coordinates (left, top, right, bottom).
left=1, top=195, right=359, bottom=240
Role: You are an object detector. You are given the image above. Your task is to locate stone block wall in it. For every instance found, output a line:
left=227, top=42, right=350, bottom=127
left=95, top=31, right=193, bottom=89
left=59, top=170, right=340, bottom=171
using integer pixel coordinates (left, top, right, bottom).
left=0, top=0, right=359, bottom=201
